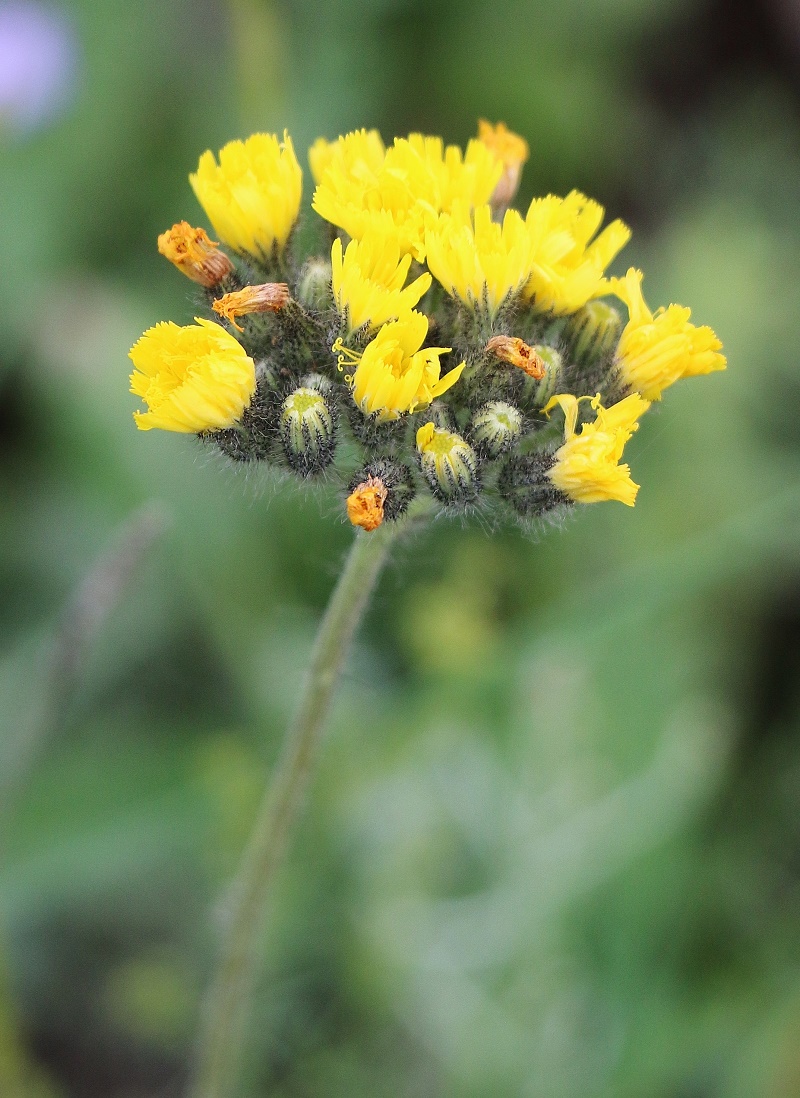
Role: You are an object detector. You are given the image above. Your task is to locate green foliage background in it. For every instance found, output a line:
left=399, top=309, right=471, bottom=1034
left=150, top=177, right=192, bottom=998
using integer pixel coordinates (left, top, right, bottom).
left=2, top=0, right=800, bottom=1094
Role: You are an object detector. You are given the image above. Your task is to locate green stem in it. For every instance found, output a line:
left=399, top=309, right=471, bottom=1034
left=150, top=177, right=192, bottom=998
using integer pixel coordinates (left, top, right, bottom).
left=190, top=523, right=397, bottom=1098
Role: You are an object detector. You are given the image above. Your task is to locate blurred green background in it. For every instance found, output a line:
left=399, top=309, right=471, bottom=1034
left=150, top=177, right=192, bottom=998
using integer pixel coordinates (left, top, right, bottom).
left=3, top=0, right=800, bottom=1095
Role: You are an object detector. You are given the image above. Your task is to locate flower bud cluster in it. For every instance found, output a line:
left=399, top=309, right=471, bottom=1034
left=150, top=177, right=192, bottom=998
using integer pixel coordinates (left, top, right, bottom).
left=129, top=122, right=727, bottom=533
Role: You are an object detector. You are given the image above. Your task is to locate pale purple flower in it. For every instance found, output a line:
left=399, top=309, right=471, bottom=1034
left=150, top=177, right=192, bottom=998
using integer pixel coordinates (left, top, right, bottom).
left=0, top=1, right=77, bottom=134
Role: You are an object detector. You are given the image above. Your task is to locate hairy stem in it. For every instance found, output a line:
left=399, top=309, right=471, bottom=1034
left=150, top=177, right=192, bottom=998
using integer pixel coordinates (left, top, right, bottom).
left=190, top=524, right=397, bottom=1098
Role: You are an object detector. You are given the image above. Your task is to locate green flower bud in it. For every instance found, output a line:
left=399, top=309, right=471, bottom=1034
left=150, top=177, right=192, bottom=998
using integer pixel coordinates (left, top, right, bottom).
left=300, top=371, right=335, bottom=394
left=416, top=422, right=480, bottom=505
left=256, top=360, right=281, bottom=392
left=207, top=425, right=258, bottom=463
left=207, top=398, right=276, bottom=463
left=296, top=258, right=333, bottom=312
left=498, top=454, right=570, bottom=517
left=469, top=401, right=523, bottom=458
left=427, top=399, right=458, bottom=431
left=567, top=300, right=622, bottom=365
left=279, top=386, right=337, bottom=476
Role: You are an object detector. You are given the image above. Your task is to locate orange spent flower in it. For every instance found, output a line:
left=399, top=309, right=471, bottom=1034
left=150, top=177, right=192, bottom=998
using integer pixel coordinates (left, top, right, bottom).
left=346, top=476, right=388, bottom=531
left=212, top=283, right=290, bottom=331
left=477, top=120, right=529, bottom=211
left=157, top=222, right=235, bottom=288
left=486, top=335, right=545, bottom=379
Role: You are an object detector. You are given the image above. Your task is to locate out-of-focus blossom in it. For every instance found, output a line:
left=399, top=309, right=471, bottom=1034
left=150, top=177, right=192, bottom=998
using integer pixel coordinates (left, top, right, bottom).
left=0, top=1, right=77, bottom=134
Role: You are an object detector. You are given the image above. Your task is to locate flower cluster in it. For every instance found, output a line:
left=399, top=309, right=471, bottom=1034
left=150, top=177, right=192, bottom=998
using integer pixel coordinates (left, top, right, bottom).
left=129, top=122, right=726, bottom=530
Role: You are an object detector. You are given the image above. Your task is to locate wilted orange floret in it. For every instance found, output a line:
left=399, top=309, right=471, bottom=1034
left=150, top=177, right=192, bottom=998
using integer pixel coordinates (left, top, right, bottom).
left=477, top=120, right=530, bottom=210
left=478, top=120, right=529, bottom=167
left=212, top=283, right=290, bottom=331
left=486, top=335, right=545, bottom=379
left=346, top=476, right=388, bottom=531
left=157, top=222, right=235, bottom=288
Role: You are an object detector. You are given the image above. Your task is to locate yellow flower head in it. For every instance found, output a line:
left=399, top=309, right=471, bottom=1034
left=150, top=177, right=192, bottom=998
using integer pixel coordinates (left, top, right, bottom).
left=334, top=311, right=465, bottom=420
left=313, top=131, right=501, bottom=262
left=607, top=268, right=727, bottom=401
left=312, top=128, right=414, bottom=251
left=308, top=128, right=385, bottom=185
left=544, top=392, right=650, bottom=506
left=391, top=133, right=502, bottom=217
left=157, top=222, right=235, bottom=288
left=425, top=203, right=534, bottom=315
left=129, top=318, right=256, bottom=433
left=190, top=132, right=302, bottom=261
left=331, top=232, right=432, bottom=333
left=523, top=191, right=631, bottom=315
left=477, top=119, right=529, bottom=210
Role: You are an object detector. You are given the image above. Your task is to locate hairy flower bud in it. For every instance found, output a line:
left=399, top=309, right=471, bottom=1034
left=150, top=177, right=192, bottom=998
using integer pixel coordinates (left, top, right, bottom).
left=567, top=299, right=622, bottom=365
left=469, top=401, right=523, bottom=458
left=297, top=257, right=333, bottom=312
left=279, top=386, right=337, bottom=475
left=498, top=454, right=569, bottom=517
left=426, top=400, right=458, bottom=431
left=300, top=372, right=335, bottom=394
left=416, top=422, right=480, bottom=505
left=157, top=222, right=235, bottom=288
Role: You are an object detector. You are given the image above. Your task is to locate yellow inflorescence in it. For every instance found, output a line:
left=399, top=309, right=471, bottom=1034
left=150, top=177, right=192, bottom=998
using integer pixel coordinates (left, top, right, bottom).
left=425, top=204, right=534, bottom=315
left=400, top=133, right=502, bottom=220
left=129, top=318, right=256, bottom=433
left=134, top=118, right=725, bottom=527
left=608, top=268, right=727, bottom=401
left=545, top=392, right=650, bottom=506
left=331, top=233, right=432, bottom=333
left=313, top=131, right=502, bottom=262
left=190, top=132, right=302, bottom=261
left=308, top=128, right=386, bottom=185
left=523, top=191, right=631, bottom=315
left=336, top=311, right=465, bottom=420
